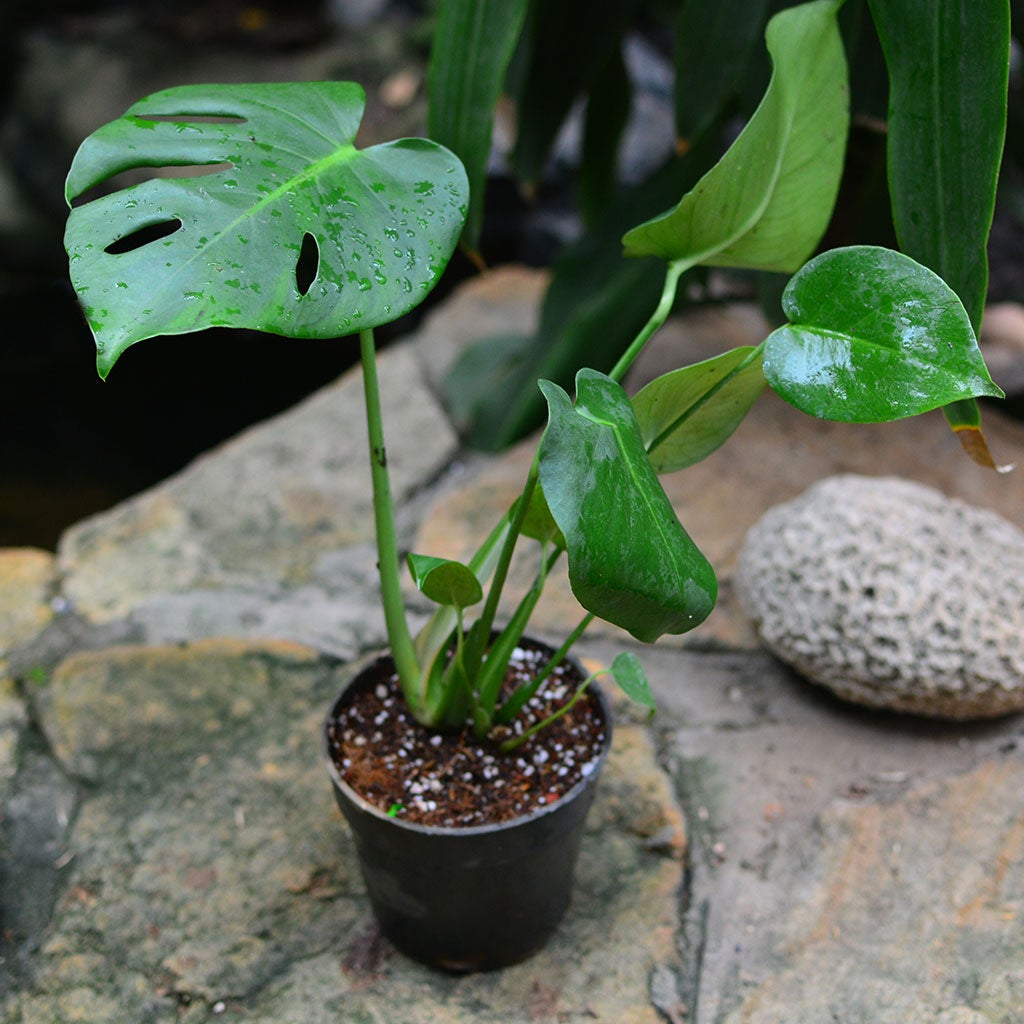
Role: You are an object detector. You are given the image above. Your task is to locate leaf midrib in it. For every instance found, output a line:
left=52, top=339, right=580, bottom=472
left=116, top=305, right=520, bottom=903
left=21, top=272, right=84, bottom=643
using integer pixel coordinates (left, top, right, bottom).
left=576, top=402, right=686, bottom=580
left=115, top=141, right=360, bottom=336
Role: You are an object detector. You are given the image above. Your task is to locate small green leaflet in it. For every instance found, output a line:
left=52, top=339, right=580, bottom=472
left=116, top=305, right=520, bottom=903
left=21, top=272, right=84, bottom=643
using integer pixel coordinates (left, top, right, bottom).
left=407, top=554, right=483, bottom=610
left=610, top=652, right=656, bottom=711
left=633, top=347, right=766, bottom=473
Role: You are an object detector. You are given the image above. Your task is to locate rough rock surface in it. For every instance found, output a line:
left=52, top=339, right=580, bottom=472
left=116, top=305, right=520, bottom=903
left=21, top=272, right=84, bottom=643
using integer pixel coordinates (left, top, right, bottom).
left=3, top=269, right=1024, bottom=1022
left=57, top=342, right=457, bottom=656
left=736, top=474, right=1024, bottom=718
left=10, top=640, right=686, bottom=1024
left=0, top=549, right=56, bottom=668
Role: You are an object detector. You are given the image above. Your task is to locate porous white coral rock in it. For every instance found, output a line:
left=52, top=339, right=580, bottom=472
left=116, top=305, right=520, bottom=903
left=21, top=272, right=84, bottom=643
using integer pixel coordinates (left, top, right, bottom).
left=735, top=474, right=1024, bottom=719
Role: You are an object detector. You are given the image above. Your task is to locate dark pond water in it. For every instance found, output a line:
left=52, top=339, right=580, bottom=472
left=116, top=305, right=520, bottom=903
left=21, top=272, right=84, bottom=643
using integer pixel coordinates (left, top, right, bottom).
left=2, top=273, right=372, bottom=550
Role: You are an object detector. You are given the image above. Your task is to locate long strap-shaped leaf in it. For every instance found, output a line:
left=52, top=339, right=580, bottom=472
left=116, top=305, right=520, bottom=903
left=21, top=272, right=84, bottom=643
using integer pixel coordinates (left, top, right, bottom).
left=673, top=0, right=771, bottom=147
left=868, top=0, right=1009, bottom=331
left=65, top=82, right=468, bottom=377
left=867, top=0, right=1010, bottom=462
left=510, top=0, right=638, bottom=187
left=622, top=0, right=848, bottom=273
left=427, top=0, right=529, bottom=251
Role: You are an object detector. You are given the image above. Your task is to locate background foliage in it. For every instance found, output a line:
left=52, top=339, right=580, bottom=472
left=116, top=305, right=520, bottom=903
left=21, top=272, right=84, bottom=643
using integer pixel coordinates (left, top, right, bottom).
left=429, top=0, right=1012, bottom=452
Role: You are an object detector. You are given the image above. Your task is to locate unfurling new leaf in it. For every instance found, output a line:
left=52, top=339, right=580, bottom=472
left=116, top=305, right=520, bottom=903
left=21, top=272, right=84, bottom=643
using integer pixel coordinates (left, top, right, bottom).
left=538, top=370, right=717, bottom=643
left=622, top=0, right=848, bottom=273
left=408, top=554, right=483, bottom=610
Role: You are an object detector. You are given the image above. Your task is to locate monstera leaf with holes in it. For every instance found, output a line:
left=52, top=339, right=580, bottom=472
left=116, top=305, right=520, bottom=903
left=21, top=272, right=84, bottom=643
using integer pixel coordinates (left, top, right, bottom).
left=64, top=81, right=469, bottom=378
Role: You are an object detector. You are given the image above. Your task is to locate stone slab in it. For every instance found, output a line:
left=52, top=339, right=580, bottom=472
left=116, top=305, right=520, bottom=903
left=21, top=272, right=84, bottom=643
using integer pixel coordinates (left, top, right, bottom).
left=713, top=758, right=1024, bottom=1024
left=58, top=343, right=458, bottom=625
left=6, top=639, right=688, bottom=1023
left=0, top=548, right=56, bottom=663
left=594, top=638, right=1024, bottom=1024
left=6, top=264, right=1024, bottom=1024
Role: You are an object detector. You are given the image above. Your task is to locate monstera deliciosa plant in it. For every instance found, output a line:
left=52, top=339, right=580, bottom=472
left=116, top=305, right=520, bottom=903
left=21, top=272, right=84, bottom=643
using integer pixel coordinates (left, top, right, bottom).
left=63, top=0, right=1003, bottom=742
left=62, top=0, right=1008, bottom=971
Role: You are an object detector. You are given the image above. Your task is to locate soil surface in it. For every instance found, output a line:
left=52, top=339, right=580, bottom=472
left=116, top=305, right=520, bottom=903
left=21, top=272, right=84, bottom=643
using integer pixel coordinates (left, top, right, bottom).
left=325, top=639, right=609, bottom=827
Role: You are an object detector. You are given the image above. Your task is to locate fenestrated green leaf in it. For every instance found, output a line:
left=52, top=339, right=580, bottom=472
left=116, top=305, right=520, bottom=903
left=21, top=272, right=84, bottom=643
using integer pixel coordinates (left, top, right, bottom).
left=633, top=347, right=766, bottom=473
left=407, top=553, right=483, bottom=610
left=427, top=0, right=529, bottom=250
left=538, top=370, right=717, bottom=643
left=610, top=652, right=655, bottom=711
left=763, top=246, right=1004, bottom=422
left=622, top=0, right=848, bottom=272
left=64, top=81, right=468, bottom=377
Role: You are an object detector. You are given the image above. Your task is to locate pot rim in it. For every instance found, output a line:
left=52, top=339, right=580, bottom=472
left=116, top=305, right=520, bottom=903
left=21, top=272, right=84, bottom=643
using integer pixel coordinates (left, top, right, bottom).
left=321, top=648, right=614, bottom=838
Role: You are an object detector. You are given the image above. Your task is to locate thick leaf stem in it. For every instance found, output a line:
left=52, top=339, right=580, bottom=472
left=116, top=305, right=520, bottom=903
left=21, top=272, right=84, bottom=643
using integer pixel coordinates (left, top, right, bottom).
left=495, top=610, right=595, bottom=725
left=608, top=259, right=689, bottom=383
left=463, top=456, right=541, bottom=679
left=359, top=328, right=422, bottom=710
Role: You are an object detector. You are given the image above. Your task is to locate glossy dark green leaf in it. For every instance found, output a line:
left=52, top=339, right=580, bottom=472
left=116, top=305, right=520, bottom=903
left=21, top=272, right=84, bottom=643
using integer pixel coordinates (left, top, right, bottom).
left=610, top=652, right=655, bottom=711
left=763, top=246, right=1004, bottom=422
left=64, top=82, right=468, bottom=377
left=867, top=0, right=1009, bottom=466
left=407, top=553, right=483, bottom=610
left=623, top=0, right=848, bottom=272
left=633, top=347, right=766, bottom=473
left=427, top=0, right=529, bottom=250
left=538, top=370, right=717, bottom=643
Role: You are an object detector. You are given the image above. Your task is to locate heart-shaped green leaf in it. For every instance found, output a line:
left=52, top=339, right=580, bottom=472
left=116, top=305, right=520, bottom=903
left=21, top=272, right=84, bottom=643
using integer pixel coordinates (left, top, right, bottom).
left=538, top=370, right=717, bottom=643
left=622, top=0, right=847, bottom=272
left=633, top=347, right=766, bottom=473
left=763, top=246, right=1004, bottom=421
left=407, top=553, right=483, bottom=610
left=64, top=81, right=468, bottom=377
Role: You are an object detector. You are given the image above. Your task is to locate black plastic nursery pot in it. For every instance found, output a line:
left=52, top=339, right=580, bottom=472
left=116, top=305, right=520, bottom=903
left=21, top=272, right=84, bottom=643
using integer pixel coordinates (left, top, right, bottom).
left=322, top=643, right=612, bottom=972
